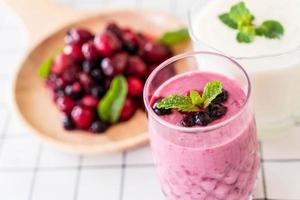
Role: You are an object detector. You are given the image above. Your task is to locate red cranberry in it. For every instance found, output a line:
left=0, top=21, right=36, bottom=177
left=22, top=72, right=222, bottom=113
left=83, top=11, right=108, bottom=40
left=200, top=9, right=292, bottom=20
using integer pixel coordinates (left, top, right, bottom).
left=65, top=82, right=82, bottom=100
left=122, top=29, right=139, bottom=54
left=71, top=106, right=95, bottom=129
left=94, top=32, right=121, bottom=57
left=141, top=42, right=171, bottom=64
left=64, top=28, right=94, bottom=46
left=101, top=58, right=114, bottom=77
left=119, top=97, right=136, bottom=121
left=62, top=65, right=80, bottom=83
left=81, top=95, right=99, bottom=109
left=78, top=72, right=94, bottom=92
left=127, top=56, right=147, bottom=77
left=56, top=96, right=76, bottom=114
left=101, top=52, right=128, bottom=77
left=106, top=22, right=123, bottom=40
left=54, top=77, right=67, bottom=90
left=82, top=41, right=100, bottom=60
left=127, top=77, right=144, bottom=97
left=51, top=53, right=73, bottom=75
left=64, top=44, right=84, bottom=62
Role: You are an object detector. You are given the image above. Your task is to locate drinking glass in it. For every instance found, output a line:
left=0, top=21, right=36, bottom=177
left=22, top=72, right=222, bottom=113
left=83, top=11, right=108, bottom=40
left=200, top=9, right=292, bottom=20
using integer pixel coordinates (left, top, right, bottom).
left=143, top=52, right=260, bottom=200
left=188, top=0, right=300, bottom=134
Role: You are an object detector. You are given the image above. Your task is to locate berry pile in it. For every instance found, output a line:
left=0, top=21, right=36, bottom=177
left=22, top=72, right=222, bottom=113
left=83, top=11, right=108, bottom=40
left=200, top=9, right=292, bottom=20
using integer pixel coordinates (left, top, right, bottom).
left=45, top=22, right=173, bottom=133
left=153, top=90, right=229, bottom=127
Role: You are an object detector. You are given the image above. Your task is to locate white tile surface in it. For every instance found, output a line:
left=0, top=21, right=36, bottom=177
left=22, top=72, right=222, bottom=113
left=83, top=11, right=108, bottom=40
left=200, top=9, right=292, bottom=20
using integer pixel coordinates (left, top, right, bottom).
left=0, top=78, right=10, bottom=104
left=0, top=29, right=26, bottom=50
left=0, top=52, right=24, bottom=75
left=5, top=111, right=30, bottom=137
left=82, top=152, right=123, bottom=166
left=262, top=126, right=300, bottom=159
left=0, top=171, right=33, bottom=200
left=31, top=169, right=78, bottom=200
left=264, top=162, right=300, bottom=199
left=72, top=0, right=105, bottom=10
left=106, top=0, right=138, bottom=8
left=126, top=145, right=154, bottom=165
left=123, top=167, right=165, bottom=200
left=141, top=0, right=171, bottom=12
left=77, top=168, right=121, bottom=200
left=0, top=107, right=8, bottom=136
left=39, top=146, right=80, bottom=168
left=0, top=137, right=40, bottom=169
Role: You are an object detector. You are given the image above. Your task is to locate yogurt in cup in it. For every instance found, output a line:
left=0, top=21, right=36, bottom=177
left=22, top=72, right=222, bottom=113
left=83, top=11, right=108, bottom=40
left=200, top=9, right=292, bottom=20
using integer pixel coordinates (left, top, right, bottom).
left=188, top=0, right=300, bottom=134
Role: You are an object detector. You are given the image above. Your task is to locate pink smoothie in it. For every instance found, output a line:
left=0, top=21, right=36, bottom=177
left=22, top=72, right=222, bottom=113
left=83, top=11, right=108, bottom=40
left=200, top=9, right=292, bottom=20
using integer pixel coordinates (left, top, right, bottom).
left=149, top=72, right=260, bottom=200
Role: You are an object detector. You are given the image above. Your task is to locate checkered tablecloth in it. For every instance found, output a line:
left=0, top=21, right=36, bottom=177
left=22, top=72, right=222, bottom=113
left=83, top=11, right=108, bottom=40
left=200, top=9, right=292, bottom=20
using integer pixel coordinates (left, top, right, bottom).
left=0, top=0, right=300, bottom=200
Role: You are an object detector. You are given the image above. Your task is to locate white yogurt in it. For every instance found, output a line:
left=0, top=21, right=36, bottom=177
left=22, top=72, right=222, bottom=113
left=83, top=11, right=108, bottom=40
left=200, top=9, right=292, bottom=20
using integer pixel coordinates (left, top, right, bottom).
left=189, top=0, right=300, bottom=133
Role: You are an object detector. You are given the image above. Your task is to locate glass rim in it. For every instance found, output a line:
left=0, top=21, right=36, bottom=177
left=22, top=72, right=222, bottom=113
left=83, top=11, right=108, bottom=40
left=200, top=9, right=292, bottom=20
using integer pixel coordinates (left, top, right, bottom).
left=187, top=2, right=300, bottom=60
left=143, top=51, right=252, bottom=133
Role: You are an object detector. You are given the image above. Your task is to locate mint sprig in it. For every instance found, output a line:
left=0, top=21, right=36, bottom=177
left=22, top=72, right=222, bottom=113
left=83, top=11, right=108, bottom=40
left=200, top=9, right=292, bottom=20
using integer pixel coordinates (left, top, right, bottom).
left=38, top=48, right=63, bottom=79
left=157, top=80, right=223, bottom=112
left=219, top=1, right=284, bottom=43
left=98, top=75, right=127, bottom=123
left=158, top=28, right=190, bottom=46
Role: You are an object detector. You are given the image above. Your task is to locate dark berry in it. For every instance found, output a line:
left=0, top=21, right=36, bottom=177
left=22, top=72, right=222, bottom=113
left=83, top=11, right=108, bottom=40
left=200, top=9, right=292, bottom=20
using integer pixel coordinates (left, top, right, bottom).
left=82, top=60, right=98, bottom=73
left=56, top=96, right=76, bottom=114
left=63, top=115, right=75, bottom=130
left=127, top=56, right=147, bottom=77
left=141, top=42, right=171, bottom=64
left=71, top=106, right=95, bottom=129
left=51, top=53, right=73, bottom=75
left=90, top=121, right=109, bottom=133
left=122, top=30, right=139, bottom=54
left=127, top=77, right=144, bottom=97
left=206, top=103, right=227, bottom=119
left=81, top=95, right=99, bottom=109
left=82, top=41, right=99, bottom=60
left=120, top=97, right=136, bottom=121
left=65, top=82, right=83, bottom=100
left=106, top=22, right=123, bottom=40
left=212, top=90, right=229, bottom=104
left=152, top=102, right=171, bottom=116
left=91, top=68, right=104, bottom=82
left=194, top=112, right=212, bottom=126
left=64, top=28, right=94, bottom=46
left=91, top=85, right=106, bottom=98
left=181, top=114, right=196, bottom=127
left=64, top=44, right=84, bottom=62
left=94, top=32, right=121, bottom=57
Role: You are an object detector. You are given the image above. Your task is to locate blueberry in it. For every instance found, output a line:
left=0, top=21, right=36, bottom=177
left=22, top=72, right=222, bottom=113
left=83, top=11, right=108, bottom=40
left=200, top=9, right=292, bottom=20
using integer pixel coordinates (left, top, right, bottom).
left=212, top=90, right=229, bottom=104
left=55, top=89, right=65, bottom=97
left=90, top=121, right=109, bottom=133
left=82, top=60, right=98, bottom=73
left=181, top=114, right=196, bottom=127
left=152, top=102, right=171, bottom=116
left=91, top=68, right=104, bottom=82
left=206, top=103, right=227, bottom=119
left=194, top=112, right=212, bottom=126
left=91, top=85, right=106, bottom=98
left=63, top=115, right=75, bottom=130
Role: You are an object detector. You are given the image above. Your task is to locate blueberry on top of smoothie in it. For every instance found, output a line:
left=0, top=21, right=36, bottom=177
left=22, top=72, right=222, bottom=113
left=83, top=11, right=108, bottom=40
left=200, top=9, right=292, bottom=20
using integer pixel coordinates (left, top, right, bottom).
left=155, top=80, right=229, bottom=127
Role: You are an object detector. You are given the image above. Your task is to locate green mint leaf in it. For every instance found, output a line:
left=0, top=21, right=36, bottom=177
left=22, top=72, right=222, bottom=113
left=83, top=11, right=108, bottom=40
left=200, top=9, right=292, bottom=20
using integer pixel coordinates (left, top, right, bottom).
left=189, top=90, right=203, bottom=106
left=256, top=20, right=284, bottom=39
left=202, top=81, right=223, bottom=108
left=38, top=48, right=63, bottom=79
left=98, top=75, right=127, bottom=123
left=157, top=95, right=199, bottom=112
left=159, top=28, right=190, bottom=46
left=229, top=2, right=253, bottom=27
left=219, top=13, right=238, bottom=29
left=237, top=26, right=256, bottom=43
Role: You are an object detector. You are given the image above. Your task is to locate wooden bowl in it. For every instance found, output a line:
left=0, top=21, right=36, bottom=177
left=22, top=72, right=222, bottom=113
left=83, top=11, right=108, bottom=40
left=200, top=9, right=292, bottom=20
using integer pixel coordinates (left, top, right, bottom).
left=5, top=0, right=191, bottom=154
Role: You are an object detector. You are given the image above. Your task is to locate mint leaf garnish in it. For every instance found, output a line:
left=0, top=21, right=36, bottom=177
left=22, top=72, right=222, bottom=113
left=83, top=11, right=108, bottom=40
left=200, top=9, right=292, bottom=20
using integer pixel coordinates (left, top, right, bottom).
left=256, top=20, right=284, bottom=39
left=202, top=81, right=223, bottom=108
left=219, top=13, right=238, bottom=29
left=159, top=28, right=190, bottom=46
left=157, top=95, right=199, bottom=112
left=219, top=1, right=284, bottom=43
left=38, top=48, right=62, bottom=79
left=189, top=90, right=203, bottom=106
left=157, top=80, right=223, bottom=112
left=98, top=75, right=127, bottom=123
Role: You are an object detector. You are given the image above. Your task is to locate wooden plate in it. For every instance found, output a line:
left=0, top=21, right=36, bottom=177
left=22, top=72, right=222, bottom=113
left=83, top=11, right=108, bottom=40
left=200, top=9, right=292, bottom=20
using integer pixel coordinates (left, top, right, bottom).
left=4, top=0, right=191, bottom=154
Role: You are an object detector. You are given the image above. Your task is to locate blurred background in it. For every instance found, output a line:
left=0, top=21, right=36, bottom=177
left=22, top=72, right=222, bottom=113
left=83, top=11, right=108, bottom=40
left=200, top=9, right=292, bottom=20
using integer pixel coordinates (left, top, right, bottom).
left=0, top=0, right=299, bottom=200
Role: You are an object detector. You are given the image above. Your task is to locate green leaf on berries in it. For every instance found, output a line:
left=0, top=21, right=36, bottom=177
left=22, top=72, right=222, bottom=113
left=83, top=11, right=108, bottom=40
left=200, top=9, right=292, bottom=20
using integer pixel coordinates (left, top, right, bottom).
left=189, top=90, right=203, bottom=106
left=38, top=48, right=63, bottom=79
left=98, top=75, right=127, bottom=123
left=156, top=95, right=199, bottom=112
left=159, top=28, right=190, bottom=46
left=202, top=81, right=223, bottom=108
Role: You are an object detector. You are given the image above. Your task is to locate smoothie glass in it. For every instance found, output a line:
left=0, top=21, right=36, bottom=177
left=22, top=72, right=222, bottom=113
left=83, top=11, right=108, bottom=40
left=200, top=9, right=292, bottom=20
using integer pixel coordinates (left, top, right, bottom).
left=188, top=0, right=300, bottom=135
left=143, top=52, right=260, bottom=200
